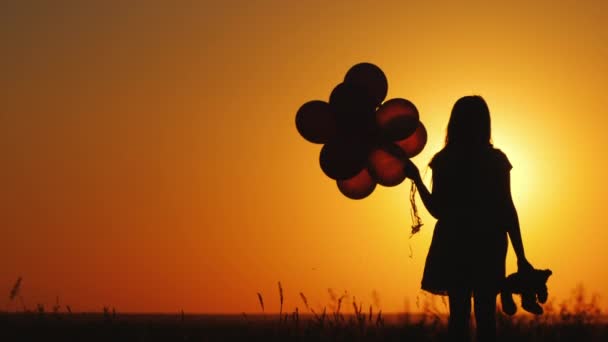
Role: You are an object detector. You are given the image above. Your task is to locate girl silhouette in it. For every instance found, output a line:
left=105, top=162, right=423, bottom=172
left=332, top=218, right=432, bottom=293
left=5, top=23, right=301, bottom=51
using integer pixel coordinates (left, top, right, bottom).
left=405, top=95, right=533, bottom=341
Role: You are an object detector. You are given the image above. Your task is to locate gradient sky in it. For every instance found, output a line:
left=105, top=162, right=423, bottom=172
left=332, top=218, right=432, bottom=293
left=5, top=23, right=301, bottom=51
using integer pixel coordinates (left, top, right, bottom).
left=1, top=0, right=607, bottom=314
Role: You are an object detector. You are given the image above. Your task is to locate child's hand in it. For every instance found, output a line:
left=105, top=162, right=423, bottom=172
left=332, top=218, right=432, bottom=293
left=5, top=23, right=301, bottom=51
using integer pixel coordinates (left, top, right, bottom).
left=517, top=258, right=534, bottom=273
left=404, top=159, right=421, bottom=183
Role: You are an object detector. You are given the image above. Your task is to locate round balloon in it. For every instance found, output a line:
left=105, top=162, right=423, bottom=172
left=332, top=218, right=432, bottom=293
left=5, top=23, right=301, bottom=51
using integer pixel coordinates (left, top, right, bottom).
left=330, top=83, right=377, bottom=114
left=295, top=100, right=337, bottom=144
left=395, top=122, right=427, bottom=158
left=344, top=63, right=388, bottom=107
left=337, top=168, right=376, bottom=200
left=368, top=148, right=406, bottom=187
left=329, top=83, right=377, bottom=138
left=376, top=98, right=419, bottom=142
left=319, top=139, right=368, bottom=180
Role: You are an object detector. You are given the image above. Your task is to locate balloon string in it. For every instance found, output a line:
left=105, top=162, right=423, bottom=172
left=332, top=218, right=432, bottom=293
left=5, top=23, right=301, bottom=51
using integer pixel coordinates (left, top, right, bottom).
left=409, top=181, right=423, bottom=237
left=408, top=166, right=428, bottom=258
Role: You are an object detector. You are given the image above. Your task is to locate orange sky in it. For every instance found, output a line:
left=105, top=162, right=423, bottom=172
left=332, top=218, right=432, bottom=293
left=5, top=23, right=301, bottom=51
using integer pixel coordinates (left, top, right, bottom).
left=1, top=0, right=607, bottom=314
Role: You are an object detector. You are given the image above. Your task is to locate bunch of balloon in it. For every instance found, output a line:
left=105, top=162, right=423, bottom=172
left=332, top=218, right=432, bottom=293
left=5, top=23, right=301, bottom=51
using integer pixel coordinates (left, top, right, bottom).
left=295, top=63, right=427, bottom=234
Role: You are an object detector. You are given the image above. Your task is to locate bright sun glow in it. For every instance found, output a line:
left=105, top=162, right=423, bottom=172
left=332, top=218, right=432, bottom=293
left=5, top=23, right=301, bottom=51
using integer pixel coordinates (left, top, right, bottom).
left=499, top=136, right=539, bottom=209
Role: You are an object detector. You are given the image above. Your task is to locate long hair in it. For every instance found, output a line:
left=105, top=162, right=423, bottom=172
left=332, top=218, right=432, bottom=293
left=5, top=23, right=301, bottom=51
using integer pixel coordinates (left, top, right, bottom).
left=445, top=95, right=492, bottom=148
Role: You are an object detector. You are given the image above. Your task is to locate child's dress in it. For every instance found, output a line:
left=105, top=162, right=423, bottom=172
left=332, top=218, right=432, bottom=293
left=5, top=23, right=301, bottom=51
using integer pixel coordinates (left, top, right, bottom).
left=421, top=145, right=513, bottom=295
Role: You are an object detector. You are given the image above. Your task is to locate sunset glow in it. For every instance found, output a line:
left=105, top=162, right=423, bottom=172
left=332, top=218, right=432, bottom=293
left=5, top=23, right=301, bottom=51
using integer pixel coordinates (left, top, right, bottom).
left=1, top=1, right=607, bottom=314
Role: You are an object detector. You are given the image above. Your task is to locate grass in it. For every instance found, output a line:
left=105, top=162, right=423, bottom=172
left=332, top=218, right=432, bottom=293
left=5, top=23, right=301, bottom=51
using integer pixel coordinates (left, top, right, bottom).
left=1, top=284, right=606, bottom=341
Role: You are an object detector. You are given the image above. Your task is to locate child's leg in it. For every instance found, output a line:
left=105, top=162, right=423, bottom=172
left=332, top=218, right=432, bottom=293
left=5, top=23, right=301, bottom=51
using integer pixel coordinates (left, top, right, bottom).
left=448, top=288, right=472, bottom=342
left=473, top=288, right=497, bottom=342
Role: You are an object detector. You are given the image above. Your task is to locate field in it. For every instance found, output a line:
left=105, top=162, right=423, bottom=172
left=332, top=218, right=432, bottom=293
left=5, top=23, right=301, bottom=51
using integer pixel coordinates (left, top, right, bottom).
left=2, top=311, right=607, bottom=341
left=2, top=288, right=607, bottom=342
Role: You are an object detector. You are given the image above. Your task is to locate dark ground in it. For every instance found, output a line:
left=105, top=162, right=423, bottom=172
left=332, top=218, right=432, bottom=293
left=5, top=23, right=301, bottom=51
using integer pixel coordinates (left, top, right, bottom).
left=1, top=311, right=607, bottom=342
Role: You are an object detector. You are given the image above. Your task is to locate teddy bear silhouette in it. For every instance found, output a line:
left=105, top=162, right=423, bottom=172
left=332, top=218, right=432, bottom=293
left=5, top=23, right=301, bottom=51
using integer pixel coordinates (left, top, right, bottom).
left=501, top=268, right=553, bottom=315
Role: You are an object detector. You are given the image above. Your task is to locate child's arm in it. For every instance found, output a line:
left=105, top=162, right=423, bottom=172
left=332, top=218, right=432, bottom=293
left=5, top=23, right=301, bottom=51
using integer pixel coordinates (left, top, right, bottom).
left=501, top=171, right=533, bottom=271
left=404, top=160, right=441, bottom=219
